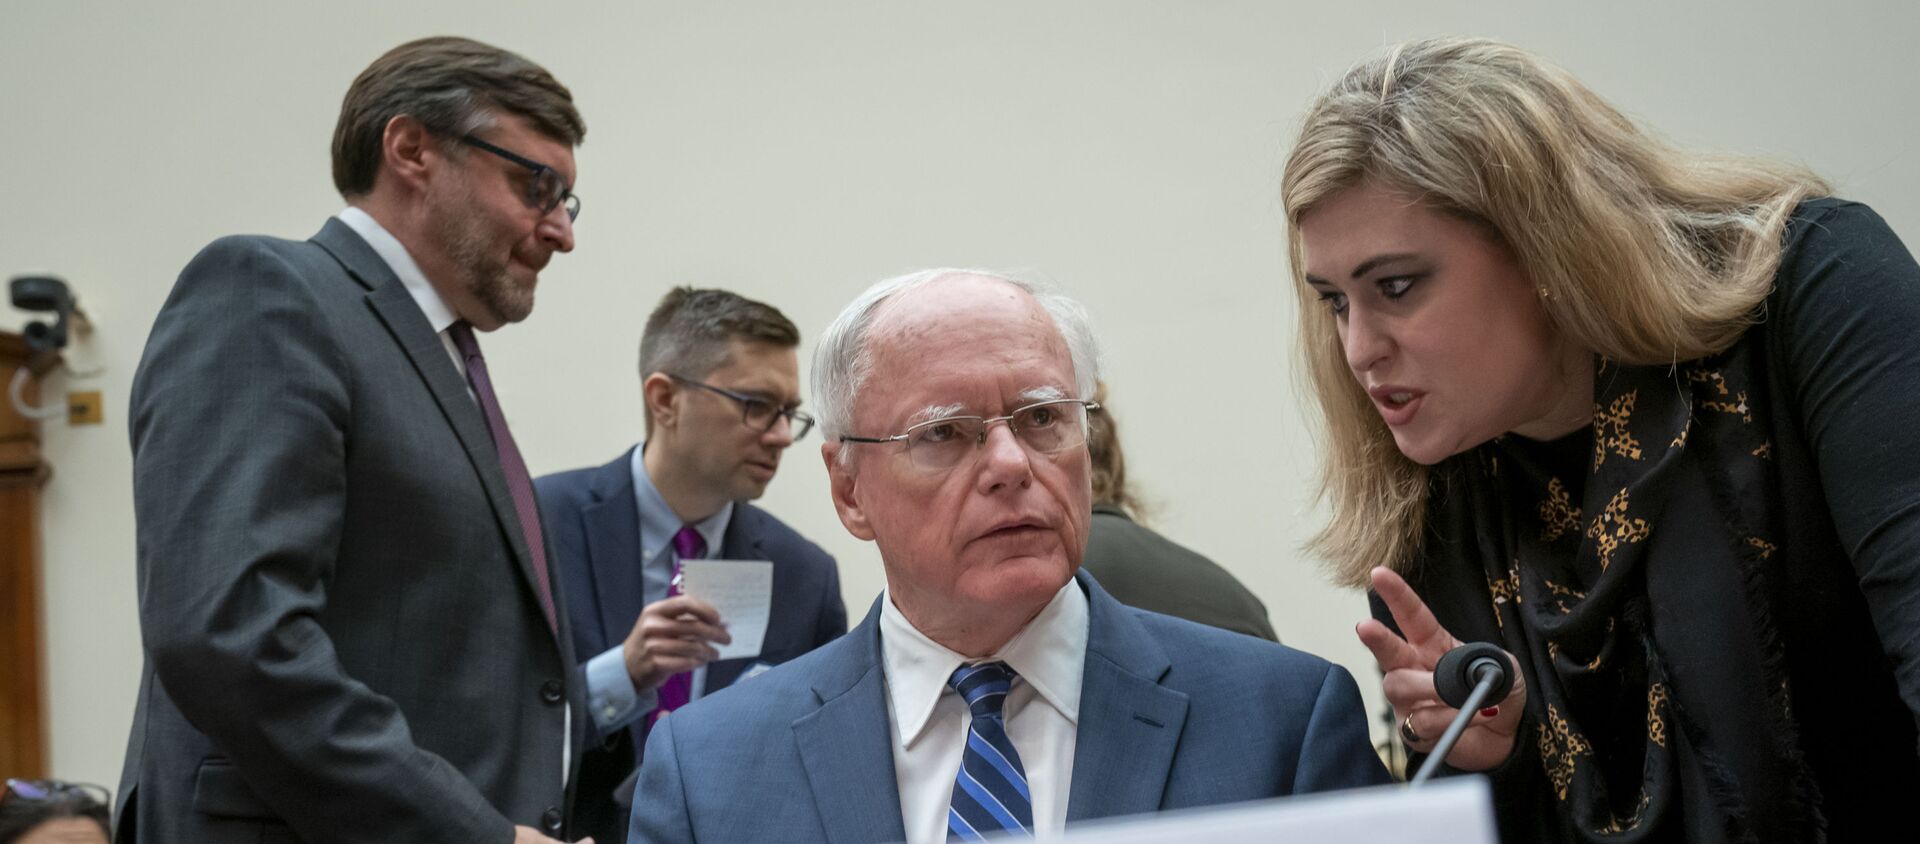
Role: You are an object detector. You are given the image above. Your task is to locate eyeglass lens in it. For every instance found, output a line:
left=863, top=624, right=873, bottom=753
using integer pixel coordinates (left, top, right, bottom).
left=741, top=399, right=814, bottom=439
left=904, top=401, right=1087, bottom=469
left=528, top=169, right=580, bottom=221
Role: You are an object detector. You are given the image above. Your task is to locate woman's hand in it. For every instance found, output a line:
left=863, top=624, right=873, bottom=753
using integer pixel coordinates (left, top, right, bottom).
left=1356, top=566, right=1527, bottom=772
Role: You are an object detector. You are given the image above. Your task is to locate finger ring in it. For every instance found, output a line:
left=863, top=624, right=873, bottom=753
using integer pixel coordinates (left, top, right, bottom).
left=1399, top=712, right=1423, bottom=745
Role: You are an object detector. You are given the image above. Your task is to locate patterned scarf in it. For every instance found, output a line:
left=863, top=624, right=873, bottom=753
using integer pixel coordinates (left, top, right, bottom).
left=1433, top=339, right=1821, bottom=841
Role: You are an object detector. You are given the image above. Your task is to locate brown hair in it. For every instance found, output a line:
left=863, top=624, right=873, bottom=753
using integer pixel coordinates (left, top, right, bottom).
left=0, top=782, right=110, bottom=843
left=1087, top=381, right=1146, bottom=519
left=1281, top=37, right=1828, bottom=586
left=639, top=287, right=802, bottom=436
left=332, top=36, right=586, bottom=198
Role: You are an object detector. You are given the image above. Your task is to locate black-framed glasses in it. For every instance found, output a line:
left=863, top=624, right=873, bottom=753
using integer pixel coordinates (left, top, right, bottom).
left=840, top=398, right=1100, bottom=471
left=458, top=135, right=582, bottom=222
left=2, top=778, right=110, bottom=805
left=667, top=373, right=815, bottom=441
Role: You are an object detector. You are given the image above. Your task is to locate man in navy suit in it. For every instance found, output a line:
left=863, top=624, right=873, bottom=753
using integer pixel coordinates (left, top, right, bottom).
left=537, top=287, right=847, bottom=844
left=629, top=270, right=1389, bottom=844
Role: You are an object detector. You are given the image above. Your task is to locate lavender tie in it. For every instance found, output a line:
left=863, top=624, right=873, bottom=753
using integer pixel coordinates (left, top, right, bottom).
left=652, top=526, right=707, bottom=719
left=445, top=322, right=557, bottom=632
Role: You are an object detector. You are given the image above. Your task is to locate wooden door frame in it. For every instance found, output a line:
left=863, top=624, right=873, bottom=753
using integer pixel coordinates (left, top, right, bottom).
left=0, top=331, right=53, bottom=778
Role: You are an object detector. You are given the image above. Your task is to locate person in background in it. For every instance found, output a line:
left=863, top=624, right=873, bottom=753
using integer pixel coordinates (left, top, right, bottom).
left=1284, top=36, right=1920, bottom=842
left=1079, top=382, right=1278, bottom=641
left=120, top=37, right=589, bottom=843
left=1, top=780, right=110, bottom=844
left=628, top=268, right=1387, bottom=844
left=537, top=287, right=846, bottom=844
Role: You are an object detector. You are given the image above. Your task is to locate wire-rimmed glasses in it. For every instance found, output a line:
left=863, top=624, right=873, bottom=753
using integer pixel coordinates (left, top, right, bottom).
left=839, top=398, right=1100, bottom=470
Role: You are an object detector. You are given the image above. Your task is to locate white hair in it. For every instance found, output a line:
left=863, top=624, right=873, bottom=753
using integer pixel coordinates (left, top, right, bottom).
left=811, top=268, right=1102, bottom=445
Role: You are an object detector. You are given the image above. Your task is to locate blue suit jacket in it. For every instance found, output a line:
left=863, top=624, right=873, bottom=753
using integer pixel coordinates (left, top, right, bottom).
left=537, top=448, right=848, bottom=843
left=629, top=570, right=1389, bottom=843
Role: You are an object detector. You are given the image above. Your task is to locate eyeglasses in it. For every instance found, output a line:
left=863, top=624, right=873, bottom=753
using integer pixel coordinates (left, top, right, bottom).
left=839, top=398, right=1100, bottom=471
left=2, top=778, right=110, bottom=805
left=667, top=374, right=815, bottom=441
left=458, top=135, right=582, bottom=222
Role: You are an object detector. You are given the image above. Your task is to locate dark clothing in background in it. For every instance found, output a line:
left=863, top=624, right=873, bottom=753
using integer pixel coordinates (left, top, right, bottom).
left=1081, top=504, right=1277, bottom=641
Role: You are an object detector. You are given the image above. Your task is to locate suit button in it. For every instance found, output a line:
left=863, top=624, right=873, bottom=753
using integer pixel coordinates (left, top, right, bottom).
left=540, top=679, right=564, bottom=704
left=541, top=806, right=563, bottom=833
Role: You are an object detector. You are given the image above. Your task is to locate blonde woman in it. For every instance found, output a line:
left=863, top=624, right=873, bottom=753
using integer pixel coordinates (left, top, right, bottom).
left=1284, top=37, right=1920, bottom=842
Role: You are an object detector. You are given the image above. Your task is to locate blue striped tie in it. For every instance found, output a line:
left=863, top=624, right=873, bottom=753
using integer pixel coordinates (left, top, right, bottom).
left=947, top=662, right=1033, bottom=840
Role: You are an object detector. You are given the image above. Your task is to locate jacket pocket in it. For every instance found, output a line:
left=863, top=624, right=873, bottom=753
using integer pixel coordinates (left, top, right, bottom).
left=191, top=757, right=280, bottom=820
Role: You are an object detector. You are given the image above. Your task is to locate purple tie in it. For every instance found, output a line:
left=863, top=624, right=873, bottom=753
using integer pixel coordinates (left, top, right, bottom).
left=446, top=322, right=557, bottom=633
left=652, top=525, right=707, bottom=719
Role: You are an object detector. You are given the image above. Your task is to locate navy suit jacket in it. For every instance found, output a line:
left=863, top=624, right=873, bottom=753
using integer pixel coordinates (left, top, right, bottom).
left=537, top=448, right=847, bottom=843
left=629, top=570, right=1389, bottom=843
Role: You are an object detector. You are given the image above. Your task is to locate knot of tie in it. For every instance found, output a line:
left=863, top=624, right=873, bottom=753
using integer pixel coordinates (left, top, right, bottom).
left=672, top=525, right=706, bottom=561
left=446, top=320, right=483, bottom=361
left=949, top=662, right=1018, bottom=720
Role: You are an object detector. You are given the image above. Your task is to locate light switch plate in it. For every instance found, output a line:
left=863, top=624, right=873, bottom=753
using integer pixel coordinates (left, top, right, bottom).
left=68, top=391, right=103, bottom=425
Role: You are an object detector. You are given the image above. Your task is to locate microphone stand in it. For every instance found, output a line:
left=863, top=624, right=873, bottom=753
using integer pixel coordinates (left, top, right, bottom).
left=1408, top=672, right=1500, bottom=786
left=1409, top=642, right=1513, bottom=788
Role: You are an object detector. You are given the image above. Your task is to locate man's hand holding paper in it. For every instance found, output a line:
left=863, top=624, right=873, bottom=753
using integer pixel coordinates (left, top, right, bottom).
left=678, top=559, right=774, bottom=661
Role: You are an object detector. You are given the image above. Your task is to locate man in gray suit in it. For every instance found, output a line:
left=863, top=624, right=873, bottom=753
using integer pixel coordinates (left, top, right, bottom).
left=120, top=37, right=588, bottom=844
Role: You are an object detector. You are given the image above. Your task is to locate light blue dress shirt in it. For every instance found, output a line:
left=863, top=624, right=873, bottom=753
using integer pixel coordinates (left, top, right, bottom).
left=583, top=444, right=734, bottom=734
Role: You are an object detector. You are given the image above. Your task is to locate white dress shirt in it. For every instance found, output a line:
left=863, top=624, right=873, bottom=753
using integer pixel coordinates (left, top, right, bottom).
left=881, top=580, right=1088, bottom=844
left=334, top=206, right=572, bottom=786
left=335, top=207, right=466, bottom=372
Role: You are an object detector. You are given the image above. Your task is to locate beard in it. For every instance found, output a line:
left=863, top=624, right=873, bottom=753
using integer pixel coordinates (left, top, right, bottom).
left=432, top=181, right=536, bottom=325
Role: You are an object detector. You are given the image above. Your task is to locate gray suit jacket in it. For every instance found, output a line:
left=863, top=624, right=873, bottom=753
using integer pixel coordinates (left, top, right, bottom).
left=629, top=571, right=1389, bottom=843
left=117, top=219, right=582, bottom=843
left=1081, top=505, right=1279, bottom=641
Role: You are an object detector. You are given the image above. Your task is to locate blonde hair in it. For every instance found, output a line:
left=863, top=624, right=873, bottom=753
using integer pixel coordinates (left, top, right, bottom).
left=1087, top=381, right=1147, bottom=519
left=1281, top=37, right=1829, bottom=587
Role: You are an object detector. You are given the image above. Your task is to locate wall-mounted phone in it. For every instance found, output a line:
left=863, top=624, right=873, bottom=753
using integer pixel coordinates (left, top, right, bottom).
left=9, top=273, right=96, bottom=422
left=11, top=274, right=85, bottom=357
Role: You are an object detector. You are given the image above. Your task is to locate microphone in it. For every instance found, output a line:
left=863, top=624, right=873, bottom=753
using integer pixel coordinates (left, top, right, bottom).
left=1433, top=642, right=1514, bottom=709
left=1409, top=642, right=1513, bottom=787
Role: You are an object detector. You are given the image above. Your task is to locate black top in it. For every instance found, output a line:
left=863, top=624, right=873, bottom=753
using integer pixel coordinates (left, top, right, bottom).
left=1379, top=199, right=1920, bottom=842
left=1082, top=505, right=1278, bottom=642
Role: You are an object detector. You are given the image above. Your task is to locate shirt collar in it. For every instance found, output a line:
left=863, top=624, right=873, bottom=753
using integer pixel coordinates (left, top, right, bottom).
left=336, top=206, right=459, bottom=335
left=880, top=577, right=1088, bottom=750
left=629, top=443, right=733, bottom=560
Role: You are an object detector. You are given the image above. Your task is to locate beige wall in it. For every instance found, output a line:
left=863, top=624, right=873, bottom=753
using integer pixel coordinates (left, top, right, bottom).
left=4, top=1, right=1916, bottom=791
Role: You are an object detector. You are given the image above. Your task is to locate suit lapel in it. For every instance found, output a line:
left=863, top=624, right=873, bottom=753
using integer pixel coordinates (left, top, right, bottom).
left=312, top=219, right=554, bottom=643
left=718, top=506, right=767, bottom=561
left=1066, top=573, right=1190, bottom=822
left=582, top=452, right=646, bottom=649
left=704, top=511, right=769, bottom=690
left=791, top=599, right=906, bottom=844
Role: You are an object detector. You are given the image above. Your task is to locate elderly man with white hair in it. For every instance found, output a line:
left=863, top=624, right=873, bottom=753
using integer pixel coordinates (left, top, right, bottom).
left=629, top=269, right=1388, bottom=844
